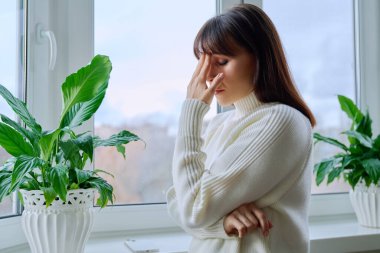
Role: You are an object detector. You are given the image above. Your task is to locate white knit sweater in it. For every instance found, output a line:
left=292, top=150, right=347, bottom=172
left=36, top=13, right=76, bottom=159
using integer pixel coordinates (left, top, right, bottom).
left=166, top=92, right=313, bottom=253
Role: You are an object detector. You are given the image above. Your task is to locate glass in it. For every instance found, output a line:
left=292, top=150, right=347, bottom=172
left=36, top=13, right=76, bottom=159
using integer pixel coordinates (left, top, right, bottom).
left=0, top=1, right=19, bottom=216
left=94, top=0, right=216, bottom=204
left=263, top=0, right=355, bottom=194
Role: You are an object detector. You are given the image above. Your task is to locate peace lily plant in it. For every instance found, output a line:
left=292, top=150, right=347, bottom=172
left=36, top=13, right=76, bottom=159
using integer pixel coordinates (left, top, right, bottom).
left=0, top=55, right=141, bottom=208
left=313, top=95, right=380, bottom=228
left=313, top=95, right=380, bottom=189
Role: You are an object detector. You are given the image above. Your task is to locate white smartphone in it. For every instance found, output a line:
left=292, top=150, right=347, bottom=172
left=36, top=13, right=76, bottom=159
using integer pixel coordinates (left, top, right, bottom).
left=124, top=239, right=160, bottom=253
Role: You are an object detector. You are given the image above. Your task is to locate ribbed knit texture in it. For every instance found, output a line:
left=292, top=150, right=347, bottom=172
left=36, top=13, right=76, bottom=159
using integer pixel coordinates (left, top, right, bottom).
left=167, top=92, right=313, bottom=253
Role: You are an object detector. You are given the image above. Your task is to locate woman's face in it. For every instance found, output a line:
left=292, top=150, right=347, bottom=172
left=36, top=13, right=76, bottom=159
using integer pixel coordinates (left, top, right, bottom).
left=206, top=48, right=256, bottom=107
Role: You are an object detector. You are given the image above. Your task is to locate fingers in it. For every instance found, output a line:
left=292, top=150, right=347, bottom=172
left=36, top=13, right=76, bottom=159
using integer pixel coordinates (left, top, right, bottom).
left=223, top=203, right=273, bottom=239
left=200, top=72, right=224, bottom=104
left=224, top=214, right=248, bottom=238
left=232, top=217, right=247, bottom=238
left=198, top=54, right=211, bottom=82
left=234, top=211, right=257, bottom=235
left=250, top=203, right=270, bottom=237
left=192, top=53, right=206, bottom=79
left=234, top=204, right=259, bottom=233
left=187, top=53, right=223, bottom=104
left=241, top=210, right=259, bottom=233
left=208, top=73, right=224, bottom=91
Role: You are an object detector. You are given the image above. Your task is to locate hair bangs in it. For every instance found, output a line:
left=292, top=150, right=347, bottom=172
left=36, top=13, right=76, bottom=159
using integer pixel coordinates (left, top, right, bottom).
left=193, top=16, right=238, bottom=59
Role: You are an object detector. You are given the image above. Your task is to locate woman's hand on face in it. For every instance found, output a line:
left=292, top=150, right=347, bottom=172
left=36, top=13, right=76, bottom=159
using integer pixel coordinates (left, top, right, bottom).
left=187, top=53, right=224, bottom=105
left=223, top=202, right=273, bottom=238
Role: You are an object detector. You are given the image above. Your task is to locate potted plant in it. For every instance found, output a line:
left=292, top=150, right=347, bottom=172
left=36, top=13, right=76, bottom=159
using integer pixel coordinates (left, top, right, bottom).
left=313, top=95, right=380, bottom=228
left=0, top=55, right=141, bottom=253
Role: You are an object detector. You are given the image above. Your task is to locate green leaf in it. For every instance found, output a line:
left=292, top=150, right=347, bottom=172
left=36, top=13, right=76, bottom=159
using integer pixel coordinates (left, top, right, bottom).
left=39, top=129, right=62, bottom=161
left=73, top=134, right=94, bottom=161
left=60, top=82, right=108, bottom=129
left=94, top=130, right=141, bottom=152
left=81, top=153, right=89, bottom=170
left=347, top=167, right=365, bottom=189
left=17, top=191, right=24, bottom=205
left=338, top=95, right=363, bottom=124
left=59, top=140, right=81, bottom=169
left=314, top=158, right=339, bottom=185
left=327, top=166, right=345, bottom=184
left=41, top=187, right=57, bottom=207
left=61, top=126, right=77, bottom=139
left=363, top=173, right=372, bottom=187
left=356, top=110, right=372, bottom=137
left=0, top=169, right=12, bottom=202
left=343, top=130, right=373, bottom=148
left=19, top=175, right=40, bottom=191
left=10, top=155, right=45, bottom=192
left=69, top=182, right=79, bottom=190
left=0, top=122, right=35, bottom=157
left=60, top=55, right=112, bottom=126
left=0, top=114, right=39, bottom=150
left=0, top=84, right=42, bottom=134
left=94, top=169, right=114, bottom=178
left=341, top=156, right=357, bottom=168
left=86, top=177, right=113, bottom=208
left=349, top=144, right=364, bottom=155
left=313, top=133, right=348, bottom=151
left=75, top=168, right=92, bottom=185
left=49, top=165, right=69, bottom=201
left=116, top=144, right=126, bottom=158
left=362, top=159, right=380, bottom=184
left=373, top=135, right=380, bottom=150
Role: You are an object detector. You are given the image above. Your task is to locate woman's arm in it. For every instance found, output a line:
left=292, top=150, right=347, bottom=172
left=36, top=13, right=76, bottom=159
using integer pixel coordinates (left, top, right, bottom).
left=167, top=187, right=272, bottom=239
left=172, top=99, right=312, bottom=229
left=166, top=186, right=231, bottom=240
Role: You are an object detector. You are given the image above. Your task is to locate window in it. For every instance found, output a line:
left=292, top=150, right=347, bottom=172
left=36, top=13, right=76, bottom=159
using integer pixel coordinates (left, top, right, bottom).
left=94, top=0, right=217, bottom=205
left=0, top=1, right=22, bottom=218
left=0, top=0, right=380, bottom=251
left=263, top=0, right=355, bottom=194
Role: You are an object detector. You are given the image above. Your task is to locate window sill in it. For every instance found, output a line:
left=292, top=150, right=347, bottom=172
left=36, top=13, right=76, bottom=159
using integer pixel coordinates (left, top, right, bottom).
left=3, top=213, right=380, bottom=253
left=309, top=213, right=380, bottom=252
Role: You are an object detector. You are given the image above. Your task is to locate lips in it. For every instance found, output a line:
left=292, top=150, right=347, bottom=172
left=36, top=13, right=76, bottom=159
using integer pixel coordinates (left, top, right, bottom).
left=215, top=89, right=225, bottom=95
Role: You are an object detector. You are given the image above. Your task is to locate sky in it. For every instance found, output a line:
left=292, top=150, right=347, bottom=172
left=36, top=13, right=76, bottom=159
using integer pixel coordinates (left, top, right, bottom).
left=93, top=0, right=217, bottom=129
left=0, top=2, right=17, bottom=118
left=263, top=0, right=355, bottom=130
left=0, top=0, right=355, bottom=131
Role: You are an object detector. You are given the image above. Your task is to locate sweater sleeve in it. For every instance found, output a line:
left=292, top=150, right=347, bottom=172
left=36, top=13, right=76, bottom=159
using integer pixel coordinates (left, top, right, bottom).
left=165, top=100, right=232, bottom=239
left=166, top=185, right=232, bottom=239
left=172, top=99, right=312, bottom=229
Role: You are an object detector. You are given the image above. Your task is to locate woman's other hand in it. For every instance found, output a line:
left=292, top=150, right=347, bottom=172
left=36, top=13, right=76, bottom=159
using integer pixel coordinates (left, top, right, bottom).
left=223, top=202, right=273, bottom=238
left=187, top=53, right=224, bottom=105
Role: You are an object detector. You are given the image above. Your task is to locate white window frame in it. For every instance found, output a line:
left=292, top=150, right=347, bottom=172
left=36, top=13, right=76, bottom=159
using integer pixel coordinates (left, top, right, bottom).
left=1, top=0, right=380, bottom=250
left=0, top=0, right=25, bottom=220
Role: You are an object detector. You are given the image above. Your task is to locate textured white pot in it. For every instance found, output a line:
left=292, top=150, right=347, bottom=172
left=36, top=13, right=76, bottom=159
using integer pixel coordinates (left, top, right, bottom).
left=20, top=189, right=95, bottom=253
left=349, top=183, right=380, bottom=228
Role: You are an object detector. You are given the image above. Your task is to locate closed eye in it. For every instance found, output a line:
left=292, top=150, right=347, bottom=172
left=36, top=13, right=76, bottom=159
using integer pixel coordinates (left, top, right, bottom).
left=217, top=60, right=228, bottom=66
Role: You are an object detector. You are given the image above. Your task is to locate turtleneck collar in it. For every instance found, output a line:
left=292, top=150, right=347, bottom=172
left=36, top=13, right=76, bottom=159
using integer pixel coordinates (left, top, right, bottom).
left=233, top=92, right=263, bottom=116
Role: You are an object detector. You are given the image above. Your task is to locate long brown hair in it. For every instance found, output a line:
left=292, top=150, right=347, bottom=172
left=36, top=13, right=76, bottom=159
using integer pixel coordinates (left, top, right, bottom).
left=193, top=4, right=316, bottom=127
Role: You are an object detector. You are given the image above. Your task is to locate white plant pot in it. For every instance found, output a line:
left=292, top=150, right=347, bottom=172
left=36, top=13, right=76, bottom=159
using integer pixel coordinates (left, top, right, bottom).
left=349, top=183, right=380, bottom=228
left=20, top=189, right=95, bottom=253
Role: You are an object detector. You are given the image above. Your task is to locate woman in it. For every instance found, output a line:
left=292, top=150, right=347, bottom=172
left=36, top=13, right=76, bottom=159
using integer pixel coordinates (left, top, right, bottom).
left=166, top=3, right=315, bottom=253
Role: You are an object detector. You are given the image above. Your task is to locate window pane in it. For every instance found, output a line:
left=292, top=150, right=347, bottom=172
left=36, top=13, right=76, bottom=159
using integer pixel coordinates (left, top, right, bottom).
left=94, top=1, right=216, bottom=204
left=0, top=1, right=19, bottom=216
left=263, top=0, right=354, bottom=194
